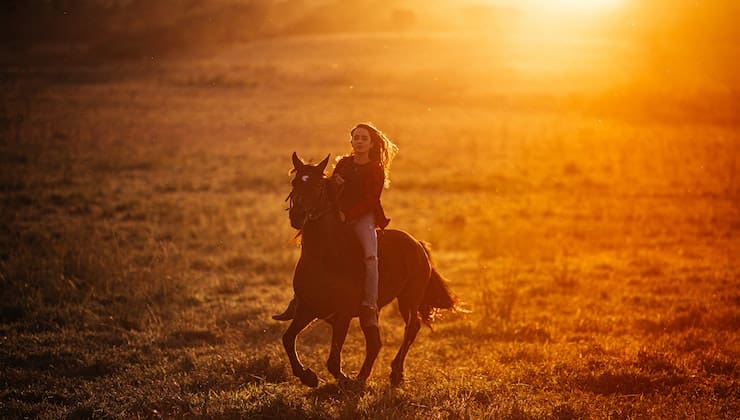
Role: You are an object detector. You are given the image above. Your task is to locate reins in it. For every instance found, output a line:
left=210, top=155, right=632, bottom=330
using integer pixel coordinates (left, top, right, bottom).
left=286, top=177, right=337, bottom=230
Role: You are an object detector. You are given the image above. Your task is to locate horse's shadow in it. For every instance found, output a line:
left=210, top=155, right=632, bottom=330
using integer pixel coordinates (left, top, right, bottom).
left=308, top=379, right=413, bottom=417
left=308, top=379, right=367, bottom=401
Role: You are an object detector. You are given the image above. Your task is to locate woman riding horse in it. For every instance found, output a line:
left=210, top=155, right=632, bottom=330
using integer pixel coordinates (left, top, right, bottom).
left=280, top=126, right=462, bottom=386
left=274, top=122, right=398, bottom=330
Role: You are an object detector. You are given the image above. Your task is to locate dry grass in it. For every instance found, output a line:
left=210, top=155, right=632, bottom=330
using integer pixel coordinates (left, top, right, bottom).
left=1, top=30, right=738, bottom=419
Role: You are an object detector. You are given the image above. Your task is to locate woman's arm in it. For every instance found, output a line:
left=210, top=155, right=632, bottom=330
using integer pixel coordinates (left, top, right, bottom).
left=331, top=157, right=349, bottom=185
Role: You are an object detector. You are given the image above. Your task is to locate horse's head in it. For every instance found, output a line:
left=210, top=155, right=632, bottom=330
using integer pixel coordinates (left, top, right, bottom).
left=287, top=152, right=332, bottom=230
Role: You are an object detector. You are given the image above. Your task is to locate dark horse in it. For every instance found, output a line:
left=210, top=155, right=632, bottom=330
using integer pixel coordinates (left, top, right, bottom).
left=282, top=152, right=461, bottom=387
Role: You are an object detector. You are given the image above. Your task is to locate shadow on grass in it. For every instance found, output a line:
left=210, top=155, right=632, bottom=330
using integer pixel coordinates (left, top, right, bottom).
left=236, top=355, right=290, bottom=384
left=576, top=370, right=689, bottom=395
left=306, top=381, right=421, bottom=419
left=441, top=320, right=552, bottom=343
left=3, top=350, right=119, bottom=380
left=163, top=329, right=225, bottom=348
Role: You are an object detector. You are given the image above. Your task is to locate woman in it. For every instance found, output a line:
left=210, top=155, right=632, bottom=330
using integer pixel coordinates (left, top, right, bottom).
left=273, top=122, right=398, bottom=327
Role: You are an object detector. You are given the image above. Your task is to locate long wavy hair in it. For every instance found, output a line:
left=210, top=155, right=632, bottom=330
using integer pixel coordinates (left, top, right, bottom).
left=350, top=122, right=399, bottom=188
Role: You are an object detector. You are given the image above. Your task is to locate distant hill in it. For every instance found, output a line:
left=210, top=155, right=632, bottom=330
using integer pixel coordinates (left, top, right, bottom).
left=0, top=0, right=519, bottom=63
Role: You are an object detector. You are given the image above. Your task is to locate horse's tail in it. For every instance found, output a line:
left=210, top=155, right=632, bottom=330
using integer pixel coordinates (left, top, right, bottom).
left=418, top=241, right=464, bottom=329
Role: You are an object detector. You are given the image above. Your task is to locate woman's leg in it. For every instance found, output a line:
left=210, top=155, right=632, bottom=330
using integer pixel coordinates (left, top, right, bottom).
left=351, top=213, right=379, bottom=326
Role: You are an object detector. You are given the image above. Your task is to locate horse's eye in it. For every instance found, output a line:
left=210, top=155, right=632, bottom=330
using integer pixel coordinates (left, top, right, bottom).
left=301, top=175, right=309, bottom=182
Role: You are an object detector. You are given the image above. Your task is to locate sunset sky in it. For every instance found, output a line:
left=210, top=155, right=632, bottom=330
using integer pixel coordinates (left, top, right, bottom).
left=507, top=0, right=625, bottom=16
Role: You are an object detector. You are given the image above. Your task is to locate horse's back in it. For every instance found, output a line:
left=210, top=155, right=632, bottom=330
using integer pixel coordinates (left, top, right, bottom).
left=294, top=227, right=431, bottom=317
left=378, top=228, right=430, bottom=262
left=377, top=228, right=432, bottom=298
left=378, top=228, right=422, bottom=251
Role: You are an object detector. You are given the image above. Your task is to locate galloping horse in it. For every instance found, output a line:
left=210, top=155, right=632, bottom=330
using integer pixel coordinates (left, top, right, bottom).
left=282, top=152, right=461, bottom=387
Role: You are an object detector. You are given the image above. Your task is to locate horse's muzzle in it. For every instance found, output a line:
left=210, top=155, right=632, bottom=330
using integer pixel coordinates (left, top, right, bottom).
left=289, top=207, right=305, bottom=230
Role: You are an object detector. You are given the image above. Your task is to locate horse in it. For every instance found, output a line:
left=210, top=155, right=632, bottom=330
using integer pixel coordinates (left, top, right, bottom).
left=282, top=152, right=462, bottom=387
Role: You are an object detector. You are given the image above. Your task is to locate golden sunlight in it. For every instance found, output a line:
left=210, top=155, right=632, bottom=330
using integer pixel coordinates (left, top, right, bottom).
left=520, top=0, right=624, bottom=16
left=4, top=1, right=740, bottom=417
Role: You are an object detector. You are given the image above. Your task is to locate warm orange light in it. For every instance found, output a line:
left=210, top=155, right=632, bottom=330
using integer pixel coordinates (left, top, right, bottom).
left=522, top=0, right=624, bottom=16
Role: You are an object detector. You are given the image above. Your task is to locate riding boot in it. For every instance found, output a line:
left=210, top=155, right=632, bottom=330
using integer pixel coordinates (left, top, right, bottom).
left=272, top=297, right=297, bottom=321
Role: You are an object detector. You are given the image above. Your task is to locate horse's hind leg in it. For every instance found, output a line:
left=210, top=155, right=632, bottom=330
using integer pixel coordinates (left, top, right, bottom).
left=326, top=315, right=351, bottom=382
left=390, top=299, right=422, bottom=387
left=282, top=306, right=319, bottom=387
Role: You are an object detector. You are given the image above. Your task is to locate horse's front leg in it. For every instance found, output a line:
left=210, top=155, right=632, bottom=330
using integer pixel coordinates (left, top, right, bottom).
left=357, top=317, right=382, bottom=383
left=326, top=315, right=351, bottom=382
left=282, top=304, right=319, bottom=387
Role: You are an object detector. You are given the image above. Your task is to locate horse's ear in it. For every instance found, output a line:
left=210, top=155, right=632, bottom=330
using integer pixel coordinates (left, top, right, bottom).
left=292, top=152, right=304, bottom=171
left=317, top=154, right=330, bottom=174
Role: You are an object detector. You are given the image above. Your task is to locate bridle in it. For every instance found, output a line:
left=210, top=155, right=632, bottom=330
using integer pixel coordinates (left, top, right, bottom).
left=286, top=176, right=335, bottom=229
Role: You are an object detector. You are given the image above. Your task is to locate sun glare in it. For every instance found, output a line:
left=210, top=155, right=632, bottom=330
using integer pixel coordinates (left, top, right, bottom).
left=521, top=0, right=624, bottom=16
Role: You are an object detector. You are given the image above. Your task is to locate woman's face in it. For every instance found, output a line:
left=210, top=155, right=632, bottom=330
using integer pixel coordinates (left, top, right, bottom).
left=350, top=127, right=373, bottom=154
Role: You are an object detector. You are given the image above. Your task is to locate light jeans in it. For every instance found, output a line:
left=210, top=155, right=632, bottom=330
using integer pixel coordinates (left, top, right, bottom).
left=349, top=212, right=378, bottom=308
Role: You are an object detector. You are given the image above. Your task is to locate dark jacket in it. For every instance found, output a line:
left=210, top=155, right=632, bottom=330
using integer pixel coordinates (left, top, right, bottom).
left=333, top=156, right=390, bottom=229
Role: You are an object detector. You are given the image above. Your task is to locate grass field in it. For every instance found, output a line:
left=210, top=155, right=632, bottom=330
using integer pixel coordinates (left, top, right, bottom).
left=1, top=28, right=739, bottom=419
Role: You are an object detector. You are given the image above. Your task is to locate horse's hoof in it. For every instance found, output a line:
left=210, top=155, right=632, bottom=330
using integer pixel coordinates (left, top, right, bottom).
left=390, top=371, right=404, bottom=387
left=337, top=374, right=356, bottom=389
left=356, top=373, right=369, bottom=386
left=300, top=369, right=319, bottom=388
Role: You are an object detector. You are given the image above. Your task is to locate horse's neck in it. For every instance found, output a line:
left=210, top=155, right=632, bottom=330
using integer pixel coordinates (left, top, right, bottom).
left=301, top=214, right=347, bottom=260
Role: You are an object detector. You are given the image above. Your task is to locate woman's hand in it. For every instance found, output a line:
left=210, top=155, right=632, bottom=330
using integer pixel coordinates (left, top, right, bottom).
left=332, top=174, right=345, bottom=185
left=338, top=211, right=346, bottom=222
